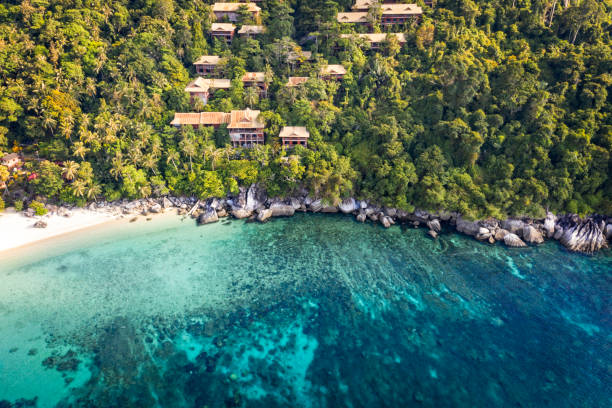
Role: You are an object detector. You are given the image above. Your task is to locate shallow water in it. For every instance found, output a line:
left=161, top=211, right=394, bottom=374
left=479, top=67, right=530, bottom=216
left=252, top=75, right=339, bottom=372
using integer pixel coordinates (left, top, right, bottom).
left=0, top=214, right=610, bottom=407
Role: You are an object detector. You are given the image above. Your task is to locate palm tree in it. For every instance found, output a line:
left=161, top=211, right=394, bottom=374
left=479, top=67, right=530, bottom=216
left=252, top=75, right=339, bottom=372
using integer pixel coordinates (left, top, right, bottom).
left=244, top=86, right=259, bottom=108
left=110, top=155, right=124, bottom=180
left=71, top=179, right=87, bottom=198
left=166, top=149, right=180, bottom=171
left=62, top=160, right=79, bottom=181
left=180, top=137, right=197, bottom=171
left=142, top=153, right=158, bottom=175
left=87, top=183, right=102, bottom=201
left=72, top=141, right=90, bottom=160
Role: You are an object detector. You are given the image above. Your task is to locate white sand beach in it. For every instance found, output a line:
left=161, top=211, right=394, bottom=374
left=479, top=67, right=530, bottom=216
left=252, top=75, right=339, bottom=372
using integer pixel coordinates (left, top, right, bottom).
left=0, top=208, right=120, bottom=253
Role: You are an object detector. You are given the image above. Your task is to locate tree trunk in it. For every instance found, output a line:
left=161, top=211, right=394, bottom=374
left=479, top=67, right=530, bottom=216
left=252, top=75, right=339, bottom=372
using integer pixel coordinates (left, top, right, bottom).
left=548, top=0, right=557, bottom=27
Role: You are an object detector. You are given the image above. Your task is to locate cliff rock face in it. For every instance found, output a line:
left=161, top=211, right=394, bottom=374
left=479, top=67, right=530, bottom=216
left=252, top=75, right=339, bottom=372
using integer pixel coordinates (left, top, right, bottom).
left=544, top=212, right=556, bottom=238
left=197, top=207, right=219, bottom=225
left=245, top=184, right=267, bottom=211
left=558, top=215, right=608, bottom=254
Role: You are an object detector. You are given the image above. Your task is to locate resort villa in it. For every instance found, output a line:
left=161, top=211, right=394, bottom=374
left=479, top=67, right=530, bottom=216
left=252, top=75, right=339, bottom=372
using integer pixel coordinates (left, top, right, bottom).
left=184, top=78, right=231, bottom=104
left=210, top=23, right=236, bottom=42
left=286, top=77, right=309, bottom=87
left=242, top=72, right=268, bottom=97
left=279, top=127, right=310, bottom=148
left=320, top=65, right=347, bottom=80
left=212, top=2, right=261, bottom=22
left=238, top=25, right=265, bottom=38
left=341, top=1, right=423, bottom=26
left=171, top=109, right=265, bottom=148
left=340, top=33, right=407, bottom=49
left=193, top=55, right=223, bottom=76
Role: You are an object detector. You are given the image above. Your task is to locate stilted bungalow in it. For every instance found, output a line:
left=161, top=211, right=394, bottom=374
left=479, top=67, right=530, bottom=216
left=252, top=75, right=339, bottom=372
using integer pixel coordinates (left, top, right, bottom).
left=351, top=0, right=378, bottom=11
left=320, top=65, right=347, bottom=80
left=184, top=78, right=231, bottom=105
left=242, top=72, right=268, bottom=97
left=286, top=77, right=309, bottom=87
left=212, top=3, right=261, bottom=22
left=170, top=112, right=230, bottom=130
left=227, top=109, right=265, bottom=148
left=279, top=127, right=309, bottom=148
left=238, top=25, right=265, bottom=38
left=210, top=23, right=236, bottom=43
left=380, top=4, right=422, bottom=25
left=337, top=12, right=371, bottom=25
left=340, top=33, right=406, bottom=49
left=193, top=56, right=223, bottom=76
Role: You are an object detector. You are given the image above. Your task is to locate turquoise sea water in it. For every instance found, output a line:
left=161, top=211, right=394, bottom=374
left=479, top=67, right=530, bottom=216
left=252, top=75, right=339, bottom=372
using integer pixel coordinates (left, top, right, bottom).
left=0, top=214, right=610, bottom=407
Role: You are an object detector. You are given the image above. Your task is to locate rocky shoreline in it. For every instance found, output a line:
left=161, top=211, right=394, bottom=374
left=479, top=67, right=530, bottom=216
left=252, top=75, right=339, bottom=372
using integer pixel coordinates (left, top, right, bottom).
left=28, top=184, right=611, bottom=255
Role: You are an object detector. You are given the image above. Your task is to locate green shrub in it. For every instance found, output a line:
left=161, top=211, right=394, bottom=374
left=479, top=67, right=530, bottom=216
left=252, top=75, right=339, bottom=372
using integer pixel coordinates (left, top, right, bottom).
left=0, top=197, right=4, bottom=212
left=29, top=200, right=48, bottom=216
left=14, top=200, right=23, bottom=211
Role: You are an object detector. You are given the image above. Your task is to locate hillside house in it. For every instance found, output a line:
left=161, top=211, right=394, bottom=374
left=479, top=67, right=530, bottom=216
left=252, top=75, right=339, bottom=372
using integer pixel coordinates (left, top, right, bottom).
left=351, top=0, right=378, bottom=11
left=193, top=56, right=223, bottom=76
left=212, top=3, right=261, bottom=22
left=337, top=12, right=370, bottom=25
left=1, top=153, right=21, bottom=171
left=227, top=109, right=265, bottom=148
left=340, top=33, right=406, bottom=49
left=238, top=25, right=265, bottom=37
left=320, top=65, right=347, bottom=80
left=185, top=78, right=231, bottom=104
left=242, top=72, right=268, bottom=97
left=170, top=112, right=230, bottom=130
left=286, top=77, right=309, bottom=87
left=279, top=127, right=309, bottom=148
left=210, top=23, right=236, bottom=42
left=380, top=4, right=422, bottom=25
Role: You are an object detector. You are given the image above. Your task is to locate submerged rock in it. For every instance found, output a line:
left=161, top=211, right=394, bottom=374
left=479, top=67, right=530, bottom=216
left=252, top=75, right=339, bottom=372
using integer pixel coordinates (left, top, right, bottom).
left=427, top=230, right=438, bottom=239
left=231, top=208, right=253, bottom=219
left=356, top=212, right=367, bottom=223
left=504, top=233, right=527, bottom=248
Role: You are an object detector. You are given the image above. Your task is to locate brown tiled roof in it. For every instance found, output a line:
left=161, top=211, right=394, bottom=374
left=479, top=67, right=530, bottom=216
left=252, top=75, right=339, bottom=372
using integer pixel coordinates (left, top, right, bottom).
left=242, top=72, right=266, bottom=82
left=381, top=4, right=422, bottom=15
left=287, top=51, right=313, bottom=61
left=185, top=78, right=231, bottom=93
left=337, top=12, right=369, bottom=23
left=211, top=23, right=236, bottom=32
left=340, top=33, right=407, bottom=43
left=213, top=2, right=261, bottom=12
left=321, top=64, right=347, bottom=76
left=279, top=126, right=310, bottom=139
left=170, top=112, right=230, bottom=126
left=194, top=55, right=222, bottom=65
left=286, top=77, right=309, bottom=87
left=238, top=25, right=265, bottom=34
left=227, top=109, right=264, bottom=129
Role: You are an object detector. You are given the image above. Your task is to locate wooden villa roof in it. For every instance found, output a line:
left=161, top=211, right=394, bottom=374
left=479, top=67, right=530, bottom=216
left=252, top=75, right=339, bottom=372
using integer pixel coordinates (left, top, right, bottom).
left=193, top=55, right=222, bottom=66
left=279, top=126, right=310, bottom=139
left=242, top=72, right=266, bottom=82
left=337, top=12, right=369, bottom=23
left=227, top=108, right=265, bottom=129
left=211, top=23, right=236, bottom=32
left=287, top=50, right=313, bottom=61
left=340, top=33, right=407, bottom=44
left=286, top=77, right=309, bottom=87
left=1, top=152, right=20, bottom=162
left=352, top=0, right=377, bottom=10
left=381, top=4, right=422, bottom=15
left=170, top=112, right=230, bottom=126
left=184, top=78, right=231, bottom=93
left=212, top=2, right=261, bottom=12
left=321, top=64, right=347, bottom=76
left=238, top=25, right=265, bottom=34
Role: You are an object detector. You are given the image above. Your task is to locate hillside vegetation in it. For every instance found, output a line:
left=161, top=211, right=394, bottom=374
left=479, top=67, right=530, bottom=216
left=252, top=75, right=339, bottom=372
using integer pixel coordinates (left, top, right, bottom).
left=0, top=0, right=610, bottom=218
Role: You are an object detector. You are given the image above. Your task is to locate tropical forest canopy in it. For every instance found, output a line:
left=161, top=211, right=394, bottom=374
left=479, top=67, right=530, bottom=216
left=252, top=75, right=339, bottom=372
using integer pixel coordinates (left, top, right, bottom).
left=0, top=0, right=611, bottom=218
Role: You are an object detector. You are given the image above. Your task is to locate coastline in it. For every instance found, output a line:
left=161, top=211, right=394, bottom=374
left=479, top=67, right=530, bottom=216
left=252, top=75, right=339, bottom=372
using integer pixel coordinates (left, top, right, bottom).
left=1, top=184, right=610, bottom=257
